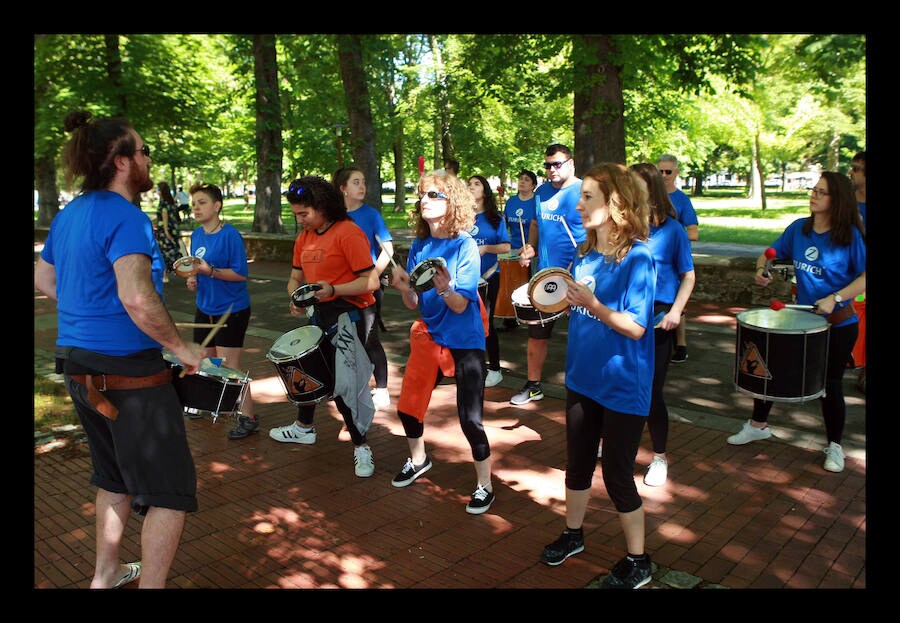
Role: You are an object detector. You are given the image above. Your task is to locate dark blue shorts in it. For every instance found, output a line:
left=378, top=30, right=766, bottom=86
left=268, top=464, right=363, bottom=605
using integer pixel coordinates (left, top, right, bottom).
left=194, top=305, right=251, bottom=348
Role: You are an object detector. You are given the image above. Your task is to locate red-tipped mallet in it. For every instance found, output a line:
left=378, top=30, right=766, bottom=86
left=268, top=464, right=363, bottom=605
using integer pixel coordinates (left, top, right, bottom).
left=770, top=300, right=816, bottom=312
left=761, top=247, right=777, bottom=278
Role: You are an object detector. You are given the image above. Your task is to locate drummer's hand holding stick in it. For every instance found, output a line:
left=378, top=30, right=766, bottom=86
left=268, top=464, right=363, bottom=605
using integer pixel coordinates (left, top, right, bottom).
left=753, top=250, right=775, bottom=287
left=518, top=244, right=535, bottom=268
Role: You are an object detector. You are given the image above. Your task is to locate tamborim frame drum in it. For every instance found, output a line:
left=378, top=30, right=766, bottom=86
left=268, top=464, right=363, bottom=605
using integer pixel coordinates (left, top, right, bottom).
left=734, top=308, right=829, bottom=403
left=495, top=256, right=530, bottom=319
left=527, top=267, right=573, bottom=313
left=408, top=257, right=447, bottom=292
left=267, top=326, right=335, bottom=405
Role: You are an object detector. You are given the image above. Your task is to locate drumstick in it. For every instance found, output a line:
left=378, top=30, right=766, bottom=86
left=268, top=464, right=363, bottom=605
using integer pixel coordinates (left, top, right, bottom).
left=518, top=219, right=526, bottom=252
left=770, top=300, right=818, bottom=312
left=180, top=304, right=233, bottom=378
left=375, top=234, right=397, bottom=268
left=560, top=215, right=578, bottom=249
left=175, top=322, right=228, bottom=329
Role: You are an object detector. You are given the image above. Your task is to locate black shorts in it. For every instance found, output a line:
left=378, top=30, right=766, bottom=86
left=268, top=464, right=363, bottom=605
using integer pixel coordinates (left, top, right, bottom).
left=62, top=348, right=197, bottom=515
left=526, top=317, right=557, bottom=340
left=194, top=305, right=251, bottom=348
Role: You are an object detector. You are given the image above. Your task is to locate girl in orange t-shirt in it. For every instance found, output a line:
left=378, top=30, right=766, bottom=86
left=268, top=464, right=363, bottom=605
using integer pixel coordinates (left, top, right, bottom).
left=268, top=176, right=381, bottom=479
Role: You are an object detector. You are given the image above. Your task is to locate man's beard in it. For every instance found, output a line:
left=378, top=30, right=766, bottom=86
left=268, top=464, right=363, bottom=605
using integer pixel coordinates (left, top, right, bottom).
left=131, top=162, right=154, bottom=194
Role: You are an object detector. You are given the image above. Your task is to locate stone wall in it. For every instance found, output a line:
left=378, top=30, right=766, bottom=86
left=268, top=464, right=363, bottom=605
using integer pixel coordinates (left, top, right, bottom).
left=34, top=227, right=793, bottom=306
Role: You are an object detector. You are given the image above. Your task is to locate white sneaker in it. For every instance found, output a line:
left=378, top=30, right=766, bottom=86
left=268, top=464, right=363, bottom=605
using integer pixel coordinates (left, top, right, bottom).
left=354, top=444, right=375, bottom=477
left=727, top=420, right=772, bottom=445
left=597, top=441, right=603, bottom=459
left=823, top=442, right=845, bottom=473
left=269, top=422, right=317, bottom=444
left=371, top=387, right=391, bottom=410
left=485, top=369, right=503, bottom=387
left=643, top=456, right=668, bottom=487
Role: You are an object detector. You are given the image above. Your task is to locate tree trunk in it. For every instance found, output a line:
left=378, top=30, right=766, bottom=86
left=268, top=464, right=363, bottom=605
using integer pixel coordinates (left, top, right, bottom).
left=35, top=153, right=59, bottom=227
left=337, top=34, right=382, bottom=211
left=251, top=35, right=284, bottom=234
left=826, top=130, right=840, bottom=172
left=751, top=130, right=767, bottom=210
left=428, top=35, right=454, bottom=168
left=573, top=34, right=625, bottom=174
left=103, top=35, right=127, bottom=116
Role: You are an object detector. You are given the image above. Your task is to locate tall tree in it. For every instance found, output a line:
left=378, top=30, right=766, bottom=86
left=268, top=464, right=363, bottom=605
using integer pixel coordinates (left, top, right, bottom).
left=337, top=34, right=382, bottom=210
left=251, top=34, right=284, bottom=233
left=573, top=34, right=625, bottom=169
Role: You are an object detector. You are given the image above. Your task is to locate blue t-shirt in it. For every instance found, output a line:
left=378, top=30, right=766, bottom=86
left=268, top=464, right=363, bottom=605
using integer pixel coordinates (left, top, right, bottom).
left=648, top=218, right=694, bottom=304
left=858, top=202, right=866, bottom=228
left=347, top=203, right=393, bottom=263
left=407, top=233, right=485, bottom=350
left=535, top=181, right=585, bottom=271
left=40, top=190, right=167, bottom=355
left=668, top=189, right=699, bottom=228
left=190, top=223, right=251, bottom=316
left=565, top=243, right=656, bottom=416
left=504, top=194, right=536, bottom=250
left=770, top=218, right=866, bottom=328
left=469, top=212, right=510, bottom=277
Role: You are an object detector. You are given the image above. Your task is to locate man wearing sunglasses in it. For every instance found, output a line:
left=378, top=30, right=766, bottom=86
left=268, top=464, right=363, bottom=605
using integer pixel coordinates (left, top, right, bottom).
left=34, top=110, right=204, bottom=588
left=511, top=144, right=584, bottom=405
left=657, top=154, right=699, bottom=363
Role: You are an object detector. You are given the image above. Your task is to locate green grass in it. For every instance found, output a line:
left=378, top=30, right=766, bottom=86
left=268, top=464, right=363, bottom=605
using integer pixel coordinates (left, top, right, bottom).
left=34, top=375, right=79, bottom=432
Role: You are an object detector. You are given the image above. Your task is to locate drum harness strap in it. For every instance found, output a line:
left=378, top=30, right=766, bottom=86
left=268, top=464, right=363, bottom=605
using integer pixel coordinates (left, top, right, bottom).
left=69, top=369, right=174, bottom=421
left=826, top=304, right=856, bottom=325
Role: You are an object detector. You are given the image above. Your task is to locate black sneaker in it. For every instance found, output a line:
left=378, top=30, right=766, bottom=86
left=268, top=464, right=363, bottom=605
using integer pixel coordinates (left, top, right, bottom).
left=465, top=485, right=495, bottom=514
left=601, top=555, right=652, bottom=589
left=227, top=415, right=259, bottom=440
left=391, top=456, right=432, bottom=487
left=510, top=382, right=544, bottom=405
left=671, top=346, right=688, bottom=363
left=540, top=530, right=585, bottom=566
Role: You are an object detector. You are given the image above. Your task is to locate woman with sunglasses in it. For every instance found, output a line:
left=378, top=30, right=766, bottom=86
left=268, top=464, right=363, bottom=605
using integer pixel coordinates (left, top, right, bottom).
left=268, top=176, right=381, bottom=478
left=467, top=174, right=510, bottom=388
left=332, top=166, right=393, bottom=411
left=727, top=172, right=866, bottom=474
left=540, top=163, right=656, bottom=589
left=184, top=182, right=259, bottom=440
left=388, top=171, right=495, bottom=515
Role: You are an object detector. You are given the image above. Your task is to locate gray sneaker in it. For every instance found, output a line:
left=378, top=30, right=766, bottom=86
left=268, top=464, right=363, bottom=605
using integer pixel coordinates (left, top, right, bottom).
left=227, top=415, right=259, bottom=440
left=510, top=382, right=544, bottom=405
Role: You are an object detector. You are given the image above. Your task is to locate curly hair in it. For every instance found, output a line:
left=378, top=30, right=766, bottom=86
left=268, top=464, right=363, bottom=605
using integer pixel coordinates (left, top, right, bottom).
left=409, top=172, right=476, bottom=239
left=629, top=163, right=676, bottom=226
left=286, top=175, right=349, bottom=222
left=580, top=163, right=649, bottom=263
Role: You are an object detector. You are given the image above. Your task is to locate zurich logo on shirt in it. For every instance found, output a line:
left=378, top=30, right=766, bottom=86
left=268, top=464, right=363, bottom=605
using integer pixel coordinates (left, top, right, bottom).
left=804, top=246, right=819, bottom=262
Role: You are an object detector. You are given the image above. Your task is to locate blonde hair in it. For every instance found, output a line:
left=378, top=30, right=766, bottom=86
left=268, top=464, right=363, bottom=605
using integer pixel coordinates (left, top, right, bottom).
left=579, top=163, right=649, bottom=263
left=409, top=171, right=476, bottom=239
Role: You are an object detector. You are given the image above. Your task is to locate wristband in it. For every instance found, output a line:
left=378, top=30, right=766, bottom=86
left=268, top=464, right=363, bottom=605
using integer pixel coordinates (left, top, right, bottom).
left=439, top=288, right=454, bottom=298
left=209, top=264, right=216, bottom=278
left=755, top=266, right=766, bottom=273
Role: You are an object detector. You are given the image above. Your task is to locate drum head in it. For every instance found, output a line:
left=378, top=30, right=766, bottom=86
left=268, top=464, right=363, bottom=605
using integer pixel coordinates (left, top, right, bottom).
left=511, top=283, right=531, bottom=306
left=197, top=361, right=246, bottom=380
left=173, top=256, right=200, bottom=277
left=737, top=308, right=828, bottom=333
left=291, top=284, right=323, bottom=307
left=267, top=326, right=324, bottom=362
left=410, top=257, right=446, bottom=291
left=528, top=268, right=571, bottom=313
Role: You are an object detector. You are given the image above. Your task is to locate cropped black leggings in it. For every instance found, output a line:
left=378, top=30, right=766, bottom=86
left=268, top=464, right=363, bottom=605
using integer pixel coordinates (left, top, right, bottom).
left=752, top=321, right=858, bottom=445
left=647, top=319, right=675, bottom=454
left=485, top=272, right=501, bottom=371
left=398, top=348, right=490, bottom=462
left=565, top=389, right=645, bottom=514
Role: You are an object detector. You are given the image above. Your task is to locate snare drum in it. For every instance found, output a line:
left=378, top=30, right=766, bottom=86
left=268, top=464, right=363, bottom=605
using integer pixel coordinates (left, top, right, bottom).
left=291, top=283, right=323, bottom=308
left=495, top=257, right=531, bottom=319
left=163, top=351, right=250, bottom=420
left=511, top=283, right=566, bottom=326
left=267, top=326, right=335, bottom=405
left=408, top=257, right=447, bottom=292
left=172, top=256, right=201, bottom=278
left=734, top=308, right=829, bottom=403
left=528, top=267, right=573, bottom=313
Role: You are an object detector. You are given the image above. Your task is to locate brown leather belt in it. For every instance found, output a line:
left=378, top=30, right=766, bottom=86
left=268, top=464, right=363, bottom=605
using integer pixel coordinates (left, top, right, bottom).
left=826, top=304, right=856, bottom=325
left=69, top=369, right=173, bottom=421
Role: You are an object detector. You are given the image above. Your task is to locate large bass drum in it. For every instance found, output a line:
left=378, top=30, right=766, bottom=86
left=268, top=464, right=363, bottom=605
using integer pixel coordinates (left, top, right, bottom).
left=734, top=308, right=829, bottom=403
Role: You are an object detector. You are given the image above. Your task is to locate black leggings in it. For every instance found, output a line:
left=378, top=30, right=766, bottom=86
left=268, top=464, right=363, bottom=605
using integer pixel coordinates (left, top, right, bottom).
left=363, top=292, right=388, bottom=388
left=297, top=305, right=377, bottom=446
left=565, top=389, right=645, bottom=513
left=752, top=321, right=858, bottom=444
left=398, top=348, right=490, bottom=462
left=485, top=272, right=501, bottom=371
left=647, top=308, right=675, bottom=454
